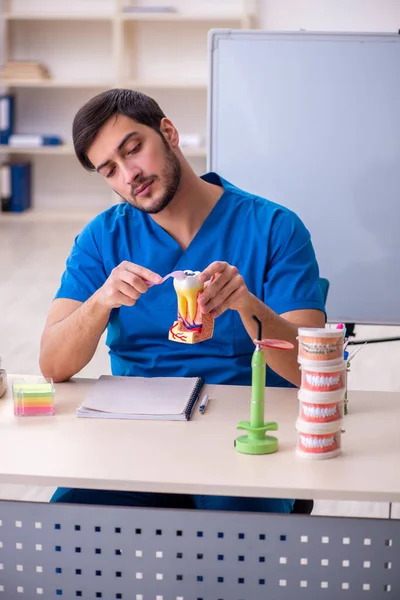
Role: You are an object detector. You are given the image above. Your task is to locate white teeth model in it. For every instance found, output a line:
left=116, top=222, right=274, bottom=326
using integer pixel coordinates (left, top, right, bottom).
left=303, top=405, right=337, bottom=419
left=301, top=342, right=340, bottom=355
left=305, top=374, right=341, bottom=388
left=173, top=271, right=203, bottom=322
left=300, top=435, right=335, bottom=449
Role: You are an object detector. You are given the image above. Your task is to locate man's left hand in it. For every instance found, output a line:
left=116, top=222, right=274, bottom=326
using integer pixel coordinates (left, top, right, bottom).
left=198, top=261, right=251, bottom=318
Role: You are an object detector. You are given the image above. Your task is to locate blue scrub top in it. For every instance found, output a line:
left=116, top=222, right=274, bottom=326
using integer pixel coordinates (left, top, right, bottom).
left=55, top=173, right=324, bottom=386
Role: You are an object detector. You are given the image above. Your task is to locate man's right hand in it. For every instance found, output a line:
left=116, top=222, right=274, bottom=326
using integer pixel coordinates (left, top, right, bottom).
left=95, top=261, right=162, bottom=309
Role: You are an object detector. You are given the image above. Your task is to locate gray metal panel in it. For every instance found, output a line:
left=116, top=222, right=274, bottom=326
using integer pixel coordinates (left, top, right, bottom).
left=0, top=500, right=398, bottom=598
left=209, top=30, right=400, bottom=324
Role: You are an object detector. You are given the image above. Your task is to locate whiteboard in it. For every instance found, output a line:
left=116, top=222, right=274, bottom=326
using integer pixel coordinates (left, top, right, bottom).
left=208, top=31, right=400, bottom=325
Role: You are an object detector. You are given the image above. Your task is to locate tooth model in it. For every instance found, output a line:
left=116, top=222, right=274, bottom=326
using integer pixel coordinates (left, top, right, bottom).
left=168, top=270, right=214, bottom=344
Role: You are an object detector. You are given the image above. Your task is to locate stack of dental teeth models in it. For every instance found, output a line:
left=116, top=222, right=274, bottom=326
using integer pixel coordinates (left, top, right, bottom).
left=295, top=328, right=345, bottom=459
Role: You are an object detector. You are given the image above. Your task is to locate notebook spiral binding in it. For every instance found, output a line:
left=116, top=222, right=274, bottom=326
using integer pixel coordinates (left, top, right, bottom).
left=184, top=377, right=205, bottom=420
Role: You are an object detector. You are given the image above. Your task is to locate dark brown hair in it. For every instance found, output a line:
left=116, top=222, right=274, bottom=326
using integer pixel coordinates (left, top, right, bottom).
left=72, top=89, right=166, bottom=171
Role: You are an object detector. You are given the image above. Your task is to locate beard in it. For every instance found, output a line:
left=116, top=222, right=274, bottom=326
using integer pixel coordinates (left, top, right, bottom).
left=114, top=139, right=182, bottom=215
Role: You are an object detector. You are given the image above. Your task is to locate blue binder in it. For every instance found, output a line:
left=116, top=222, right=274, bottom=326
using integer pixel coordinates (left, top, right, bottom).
left=0, top=95, right=14, bottom=145
left=10, top=162, right=31, bottom=212
left=9, top=133, right=62, bottom=146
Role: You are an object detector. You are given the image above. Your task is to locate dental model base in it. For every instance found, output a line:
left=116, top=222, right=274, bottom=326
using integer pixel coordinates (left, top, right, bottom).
left=168, top=270, right=214, bottom=344
left=235, top=316, right=294, bottom=455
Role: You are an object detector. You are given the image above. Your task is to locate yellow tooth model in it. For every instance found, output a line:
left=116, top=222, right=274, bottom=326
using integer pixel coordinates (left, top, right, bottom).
left=168, top=270, right=214, bottom=344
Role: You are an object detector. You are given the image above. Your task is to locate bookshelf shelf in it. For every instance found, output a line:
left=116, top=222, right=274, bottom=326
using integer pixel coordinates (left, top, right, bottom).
left=121, top=79, right=207, bottom=90
left=0, top=79, right=115, bottom=88
left=0, top=145, right=206, bottom=158
left=120, top=13, right=245, bottom=23
left=1, top=13, right=113, bottom=21
left=0, top=79, right=207, bottom=90
left=0, top=145, right=74, bottom=154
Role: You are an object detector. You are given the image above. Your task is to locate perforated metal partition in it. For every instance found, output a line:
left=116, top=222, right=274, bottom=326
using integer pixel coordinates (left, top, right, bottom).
left=0, top=500, right=398, bottom=599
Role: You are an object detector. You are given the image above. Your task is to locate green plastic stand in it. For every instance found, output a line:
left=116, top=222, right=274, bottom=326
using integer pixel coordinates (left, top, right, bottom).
left=235, top=422, right=279, bottom=455
left=235, top=345, right=279, bottom=455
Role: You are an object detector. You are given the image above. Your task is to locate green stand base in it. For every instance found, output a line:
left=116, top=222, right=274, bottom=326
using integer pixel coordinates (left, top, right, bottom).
left=235, top=434, right=279, bottom=455
left=235, top=420, right=279, bottom=455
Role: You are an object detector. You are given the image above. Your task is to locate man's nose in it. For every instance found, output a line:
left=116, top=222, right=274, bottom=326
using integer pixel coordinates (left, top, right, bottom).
left=122, top=164, right=141, bottom=186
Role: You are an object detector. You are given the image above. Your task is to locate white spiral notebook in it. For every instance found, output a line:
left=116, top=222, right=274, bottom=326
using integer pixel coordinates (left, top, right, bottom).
left=76, top=375, right=204, bottom=421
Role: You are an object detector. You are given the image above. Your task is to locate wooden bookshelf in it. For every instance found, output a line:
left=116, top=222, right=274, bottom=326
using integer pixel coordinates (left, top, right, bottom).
left=0, top=0, right=257, bottom=211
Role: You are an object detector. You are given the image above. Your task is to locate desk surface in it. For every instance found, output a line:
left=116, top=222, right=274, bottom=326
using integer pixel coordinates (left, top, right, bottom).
left=1, top=376, right=399, bottom=502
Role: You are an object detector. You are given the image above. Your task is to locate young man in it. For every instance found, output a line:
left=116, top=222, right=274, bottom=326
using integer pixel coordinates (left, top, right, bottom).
left=40, top=89, right=325, bottom=511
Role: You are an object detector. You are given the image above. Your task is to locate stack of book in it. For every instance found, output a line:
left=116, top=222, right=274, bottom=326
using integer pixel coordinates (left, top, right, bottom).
left=1, top=95, right=63, bottom=147
left=8, top=134, right=62, bottom=147
left=0, top=61, right=51, bottom=81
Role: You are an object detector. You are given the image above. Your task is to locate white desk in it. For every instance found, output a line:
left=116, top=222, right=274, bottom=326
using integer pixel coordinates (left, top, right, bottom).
left=0, top=375, right=399, bottom=600
left=0, top=376, right=399, bottom=502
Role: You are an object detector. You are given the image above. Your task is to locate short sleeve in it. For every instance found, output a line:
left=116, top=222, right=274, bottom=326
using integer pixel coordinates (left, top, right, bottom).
left=55, top=216, right=107, bottom=303
left=264, top=209, right=325, bottom=316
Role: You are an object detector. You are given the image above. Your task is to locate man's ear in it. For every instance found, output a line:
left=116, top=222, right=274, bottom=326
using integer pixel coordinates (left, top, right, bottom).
left=160, top=118, right=179, bottom=147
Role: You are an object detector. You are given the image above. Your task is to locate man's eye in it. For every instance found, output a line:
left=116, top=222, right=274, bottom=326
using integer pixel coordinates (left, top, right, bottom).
left=105, top=167, right=116, bottom=179
left=128, top=144, right=141, bottom=155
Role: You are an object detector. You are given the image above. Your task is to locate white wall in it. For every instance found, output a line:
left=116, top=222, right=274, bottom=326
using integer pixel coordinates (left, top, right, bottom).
left=260, top=0, right=400, bottom=32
